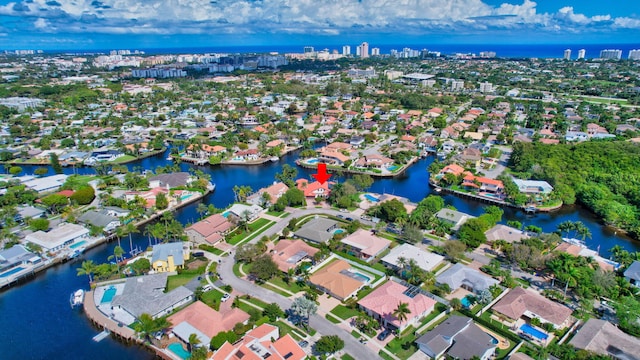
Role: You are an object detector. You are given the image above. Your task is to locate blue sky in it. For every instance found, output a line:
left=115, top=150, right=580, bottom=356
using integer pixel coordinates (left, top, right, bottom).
left=0, top=0, right=639, bottom=50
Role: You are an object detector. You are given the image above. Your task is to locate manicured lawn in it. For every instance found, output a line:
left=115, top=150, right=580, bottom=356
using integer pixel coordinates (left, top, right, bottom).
left=241, top=296, right=269, bottom=309
left=261, top=283, right=292, bottom=297
left=379, top=351, right=395, bottom=360
left=63, top=175, right=95, bottom=190
left=226, top=219, right=275, bottom=245
left=350, top=330, right=361, bottom=339
left=341, top=354, right=355, bottom=360
left=200, top=289, right=225, bottom=310
left=109, top=155, right=137, bottom=164
left=330, top=305, right=361, bottom=320
left=269, top=276, right=306, bottom=293
left=385, top=329, right=419, bottom=360
left=275, top=320, right=306, bottom=341
left=266, top=210, right=285, bottom=217
left=325, top=314, right=341, bottom=324
left=166, top=273, right=198, bottom=291
left=233, top=262, right=245, bottom=277
left=198, top=244, right=224, bottom=255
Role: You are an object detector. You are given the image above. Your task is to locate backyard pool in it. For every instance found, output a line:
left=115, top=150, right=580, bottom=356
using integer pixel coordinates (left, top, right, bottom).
left=69, top=240, right=87, bottom=249
left=180, top=194, right=192, bottom=201
left=0, top=266, right=25, bottom=278
left=364, top=194, right=379, bottom=202
left=333, top=229, right=345, bottom=235
left=306, top=158, right=319, bottom=164
left=222, top=211, right=230, bottom=218
left=520, top=323, right=548, bottom=341
left=168, top=343, right=190, bottom=360
left=460, top=296, right=474, bottom=308
left=489, top=334, right=499, bottom=345
left=388, top=165, right=399, bottom=171
left=101, top=286, right=117, bottom=304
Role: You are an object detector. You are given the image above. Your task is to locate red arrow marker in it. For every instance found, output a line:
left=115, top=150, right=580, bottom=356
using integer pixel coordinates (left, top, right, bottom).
left=312, top=163, right=332, bottom=184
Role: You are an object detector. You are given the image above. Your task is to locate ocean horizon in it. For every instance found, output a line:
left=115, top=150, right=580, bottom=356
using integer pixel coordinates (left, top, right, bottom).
left=45, top=43, right=640, bottom=60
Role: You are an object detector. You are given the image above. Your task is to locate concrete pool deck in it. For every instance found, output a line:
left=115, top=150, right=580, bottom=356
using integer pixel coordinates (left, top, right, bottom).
left=476, top=323, right=510, bottom=350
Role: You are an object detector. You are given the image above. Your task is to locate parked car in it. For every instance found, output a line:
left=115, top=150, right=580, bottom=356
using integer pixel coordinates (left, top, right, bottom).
left=221, top=293, right=231, bottom=302
left=345, top=217, right=354, bottom=221
left=298, top=340, right=309, bottom=348
left=193, top=251, right=205, bottom=257
left=377, top=329, right=391, bottom=341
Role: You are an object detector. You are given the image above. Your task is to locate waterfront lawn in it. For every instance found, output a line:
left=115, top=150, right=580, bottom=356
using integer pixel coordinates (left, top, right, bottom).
left=63, top=175, right=95, bottom=190
left=226, top=218, right=274, bottom=245
left=330, top=305, right=361, bottom=320
left=200, top=289, right=225, bottom=310
left=109, top=155, right=137, bottom=164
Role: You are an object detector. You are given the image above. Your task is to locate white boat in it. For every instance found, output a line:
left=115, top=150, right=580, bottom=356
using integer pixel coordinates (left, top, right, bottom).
left=270, top=156, right=279, bottom=162
left=70, top=289, right=85, bottom=308
left=68, top=247, right=85, bottom=260
left=166, top=156, right=173, bottom=161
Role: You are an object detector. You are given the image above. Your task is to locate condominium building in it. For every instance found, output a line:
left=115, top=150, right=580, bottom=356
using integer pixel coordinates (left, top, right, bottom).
left=577, top=49, right=586, bottom=59
left=629, top=49, right=640, bottom=60
left=600, top=49, right=622, bottom=60
left=358, top=42, right=369, bottom=58
left=371, top=47, right=380, bottom=56
left=563, top=49, right=571, bottom=60
left=342, top=45, right=351, bottom=56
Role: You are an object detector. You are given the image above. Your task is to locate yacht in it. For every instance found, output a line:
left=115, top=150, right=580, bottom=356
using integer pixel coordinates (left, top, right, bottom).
left=270, top=156, right=279, bottom=162
left=70, top=289, right=85, bottom=308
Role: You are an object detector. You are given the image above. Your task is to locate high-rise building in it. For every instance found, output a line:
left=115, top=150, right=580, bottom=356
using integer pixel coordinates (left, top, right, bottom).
left=342, top=45, right=351, bottom=56
left=563, top=49, right=571, bottom=60
left=479, top=82, right=493, bottom=93
left=577, top=49, right=586, bottom=60
left=358, top=42, right=369, bottom=58
left=303, top=46, right=315, bottom=53
left=371, top=47, right=380, bottom=56
left=629, top=49, right=640, bottom=60
left=600, top=49, right=622, bottom=60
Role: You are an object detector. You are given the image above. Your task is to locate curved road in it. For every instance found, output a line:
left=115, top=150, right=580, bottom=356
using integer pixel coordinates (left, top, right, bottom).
left=216, top=207, right=379, bottom=360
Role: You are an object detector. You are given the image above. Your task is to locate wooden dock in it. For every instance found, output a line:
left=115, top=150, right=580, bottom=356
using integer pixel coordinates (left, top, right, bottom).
left=83, top=289, right=137, bottom=342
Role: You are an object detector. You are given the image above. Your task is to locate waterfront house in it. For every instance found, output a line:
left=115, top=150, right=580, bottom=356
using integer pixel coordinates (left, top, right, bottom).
left=20, top=174, right=68, bottom=193
left=78, top=210, right=121, bottom=233
left=246, top=182, right=289, bottom=206
left=491, top=287, right=572, bottom=329
left=358, top=280, right=436, bottom=333
left=438, top=164, right=465, bottom=177
left=186, top=213, right=234, bottom=245
left=148, top=172, right=193, bottom=189
left=435, top=208, right=475, bottom=231
left=0, top=245, right=40, bottom=273
left=458, top=147, right=482, bottom=167
left=212, top=324, right=306, bottom=360
left=462, top=173, right=504, bottom=194
left=225, top=203, right=264, bottom=222
left=354, top=154, right=394, bottom=170
left=25, top=223, right=90, bottom=252
left=234, top=149, right=260, bottom=161
left=381, top=243, right=444, bottom=272
left=309, top=260, right=368, bottom=301
left=186, top=144, right=226, bottom=158
left=102, top=206, right=130, bottom=218
left=151, top=242, right=190, bottom=273
left=111, top=273, right=194, bottom=322
left=295, top=179, right=331, bottom=198
left=512, top=179, right=554, bottom=196
left=168, top=300, right=249, bottom=347
left=623, top=261, right=640, bottom=287
left=436, top=263, right=499, bottom=294
left=293, top=217, right=338, bottom=244
left=415, top=315, right=496, bottom=360
left=569, top=319, right=640, bottom=359
left=124, top=187, right=171, bottom=208
left=270, top=239, right=319, bottom=272
left=339, top=229, right=391, bottom=262
left=484, top=224, right=530, bottom=244
left=318, top=149, right=350, bottom=166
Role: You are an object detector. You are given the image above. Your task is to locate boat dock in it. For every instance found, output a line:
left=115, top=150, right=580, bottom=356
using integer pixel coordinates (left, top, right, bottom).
left=83, top=290, right=137, bottom=343
left=92, top=330, right=110, bottom=342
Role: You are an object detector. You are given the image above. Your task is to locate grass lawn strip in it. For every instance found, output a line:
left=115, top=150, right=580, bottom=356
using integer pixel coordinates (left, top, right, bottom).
left=330, top=305, right=361, bottom=320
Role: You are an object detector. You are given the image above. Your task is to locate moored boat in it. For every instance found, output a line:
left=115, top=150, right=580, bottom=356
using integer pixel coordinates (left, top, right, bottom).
left=70, top=289, right=84, bottom=308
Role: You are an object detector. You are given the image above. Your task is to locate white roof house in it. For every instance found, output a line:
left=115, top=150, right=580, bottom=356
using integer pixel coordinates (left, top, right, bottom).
left=21, top=174, right=68, bottom=193
left=512, top=179, right=554, bottom=195
left=381, top=244, right=444, bottom=272
left=25, top=223, right=89, bottom=251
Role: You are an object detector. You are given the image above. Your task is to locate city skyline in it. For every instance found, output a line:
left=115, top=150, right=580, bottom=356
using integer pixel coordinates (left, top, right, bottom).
left=0, top=0, right=639, bottom=50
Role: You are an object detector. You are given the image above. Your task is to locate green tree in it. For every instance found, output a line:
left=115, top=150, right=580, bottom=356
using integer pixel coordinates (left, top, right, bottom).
left=155, top=192, right=169, bottom=210
left=315, top=335, right=344, bottom=354
left=50, top=153, right=63, bottom=174
left=76, top=260, right=96, bottom=283
left=188, top=333, right=201, bottom=352
left=275, top=164, right=298, bottom=187
left=450, top=298, right=462, bottom=311
left=393, top=302, right=411, bottom=325
left=210, top=331, right=237, bottom=350
left=443, top=240, right=467, bottom=262
left=349, top=174, right=373, bottom=191
left=263, top=303, right=284, bottom=321
left=29, top=218, right=50, bottom=231
left=70, top=186, right=95, bottom=205
left=8, top=166, right=22, bottom=175
left=40, top=194, right=69, bottom=214
left=250, top=255, right=279, bottom=282
left=133, top=313, right=170, bottom=343
left=34, top=167, right=49, bottom=176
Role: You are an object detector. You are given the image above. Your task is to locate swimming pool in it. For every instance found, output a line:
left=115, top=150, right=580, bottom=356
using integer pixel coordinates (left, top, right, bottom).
left=364, top=194, right=379, bottom=202
left=520, top=323, right=548, bottom=341
left=352, top=271, right=371, bottom=282
left=167, top=343, right=190, bottom=360
left=70, top=240, right=87, bottom=249
left=222, top=211, right=230, bottom=218
left=101, top=287, right=117, bottom=304
left=307, top=158, right=319, bottom=164
left=388, top=165, right=399, bottom=171
left=460, top=296, right=474, bottom=308
left=0, top=266, right=25, bottom=278
left=333, top=229, right=345, bottom=235
left=488, top=334, right=499, bottom=345
left=180, top=194, right=192, bottom=201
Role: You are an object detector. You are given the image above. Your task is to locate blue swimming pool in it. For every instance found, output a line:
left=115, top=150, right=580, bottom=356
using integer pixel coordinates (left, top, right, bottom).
left=69, top=240, right=87, bottom=249
left=307, top=158, right=319, bottom=164
left=364, top=194, right=379, bottom=202
left=168, top=343, right=190, bottom=359
left=180, top=194, right=192, bottom=201
left=0, top=266, right=25, bottom=278
left=222, top=211, right=230, bottom=218
left=460, top=296, right=474, bottom=308
left=489, top=334, right=499, bottom=345
left=388, top=165, right=399, bottom=171
left=333, top=229, right=345, bottom=235
left=520, top=323, right=548, bottom=341
left=101, top=287, right=117, bottom=304
left=351, top=271, right=371, bottom=283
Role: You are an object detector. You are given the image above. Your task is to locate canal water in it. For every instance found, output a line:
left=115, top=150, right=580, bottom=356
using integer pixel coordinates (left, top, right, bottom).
left=2, top=148, right=638, bottom=359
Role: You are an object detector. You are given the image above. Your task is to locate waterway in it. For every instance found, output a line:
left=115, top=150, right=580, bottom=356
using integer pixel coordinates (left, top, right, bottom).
left=2, top=147, right=638, bottom=359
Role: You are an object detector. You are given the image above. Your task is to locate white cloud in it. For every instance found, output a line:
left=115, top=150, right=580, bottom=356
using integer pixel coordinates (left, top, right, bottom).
left=0, top=0, right=636, bottom=36
left=34, top=18, right=49, bottom=30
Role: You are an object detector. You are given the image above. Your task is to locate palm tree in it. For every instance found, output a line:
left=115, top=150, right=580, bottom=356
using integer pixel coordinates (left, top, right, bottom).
left=575, top=222, right=591, bottom=241
left=76, top=260, right=96, bottom=284
left=393, top=302, right=411, bottom=326
left=556, top=220, right=575, bottom=238
left=124, top=222, right=139, bottom=254
left=134, top=313, right=169, bottom=343
left=188, top=333, right=201, bottom=352
left=396, top=256, right=407, bottom=273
